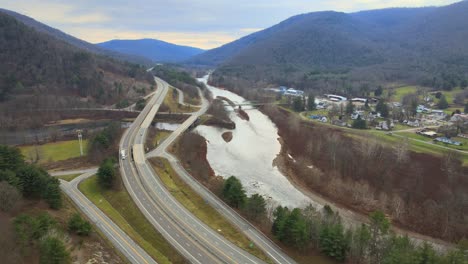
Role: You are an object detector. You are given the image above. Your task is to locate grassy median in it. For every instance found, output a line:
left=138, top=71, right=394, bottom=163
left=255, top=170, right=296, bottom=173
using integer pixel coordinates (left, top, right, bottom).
left=150, top=157, right=273, bottom=264
left=56, top=173, right=82, bottom=182
left=79, top=176, right=186, bottom=264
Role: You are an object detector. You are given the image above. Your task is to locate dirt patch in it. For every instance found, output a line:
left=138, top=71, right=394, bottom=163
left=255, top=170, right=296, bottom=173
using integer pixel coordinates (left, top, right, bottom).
left=237, top=109, right=250, bottom=121
left=203, top=117, right=236, bottom=129
left=222, top=132, right=233, bottom=142
left=171, top=132, right=223, bottom=193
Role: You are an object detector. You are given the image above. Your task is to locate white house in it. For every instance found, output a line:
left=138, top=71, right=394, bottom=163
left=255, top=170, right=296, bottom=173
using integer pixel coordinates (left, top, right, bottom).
left=325, top=94, right=347, bottom=102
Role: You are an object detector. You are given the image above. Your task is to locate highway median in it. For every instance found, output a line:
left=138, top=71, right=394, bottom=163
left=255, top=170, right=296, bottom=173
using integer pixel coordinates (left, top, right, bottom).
left=149, top=157, right=274, bottom=264
left=78, top=175, right=186, bottom=264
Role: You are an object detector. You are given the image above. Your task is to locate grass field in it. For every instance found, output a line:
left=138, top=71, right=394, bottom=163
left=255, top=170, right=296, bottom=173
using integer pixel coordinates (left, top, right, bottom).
left=390, top=86, right=418, bottom=102
left=152, top=130, right=171, bottom=147
left=151, top=158, right=273, bottom=264
left=396, top=132, right=468, bottom=151
left=365, top=130, right=468, bottom=165
left=57, top=173, right=81, bottom=182
left=163, top=87, right=199, bottom=113
left=79, top=176, right=185, bottom=264
left=20, top=139, right=89, bottom=163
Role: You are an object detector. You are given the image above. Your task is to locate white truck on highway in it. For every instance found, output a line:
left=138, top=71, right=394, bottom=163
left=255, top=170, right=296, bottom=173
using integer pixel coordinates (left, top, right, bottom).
left=120, top=150, right=126, bottom=160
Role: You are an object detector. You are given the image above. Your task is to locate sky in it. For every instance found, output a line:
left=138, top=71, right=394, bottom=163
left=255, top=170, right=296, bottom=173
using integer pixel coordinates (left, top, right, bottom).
left=0, top=0, right=460, bottom=49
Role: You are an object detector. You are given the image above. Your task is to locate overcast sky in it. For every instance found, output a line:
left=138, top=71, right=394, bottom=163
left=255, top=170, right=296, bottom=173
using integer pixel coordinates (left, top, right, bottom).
left=0, top=0, right=460, bottom=49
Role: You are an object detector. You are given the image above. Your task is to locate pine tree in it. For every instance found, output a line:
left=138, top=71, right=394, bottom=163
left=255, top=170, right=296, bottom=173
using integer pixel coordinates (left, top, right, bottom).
left=307, top=93, right=316, bottom=111
left=97, top=158, right=116, bottom=189
left=222, top=176, right=246, bottom=208
left=438, top=95, right=449, bottom=109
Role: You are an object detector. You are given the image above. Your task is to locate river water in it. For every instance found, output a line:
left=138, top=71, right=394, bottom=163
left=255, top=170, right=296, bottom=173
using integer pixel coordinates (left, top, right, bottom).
left=194, top=76, right=317, bottom=209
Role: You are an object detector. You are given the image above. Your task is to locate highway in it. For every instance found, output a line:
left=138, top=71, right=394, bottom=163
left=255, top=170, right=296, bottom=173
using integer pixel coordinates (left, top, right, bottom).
left=57, top=170, right=157, bottom=264
left=146, top=89, right=296, bottom=264
left=120, top=77, right=266, bottom=263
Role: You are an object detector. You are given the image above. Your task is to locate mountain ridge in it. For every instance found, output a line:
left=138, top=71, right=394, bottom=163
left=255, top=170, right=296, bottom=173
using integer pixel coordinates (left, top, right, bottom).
left=0, top=8, right=152, bottom=65
left=189, top=1, right=468, bottom=91
left=97, top=38, right=204, bottom=63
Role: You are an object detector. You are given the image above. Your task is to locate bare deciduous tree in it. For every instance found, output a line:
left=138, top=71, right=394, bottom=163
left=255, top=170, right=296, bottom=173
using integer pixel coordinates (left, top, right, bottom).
left=0, top=182, right=20, bottom=212
left=394, top=137, right=409, bottom=165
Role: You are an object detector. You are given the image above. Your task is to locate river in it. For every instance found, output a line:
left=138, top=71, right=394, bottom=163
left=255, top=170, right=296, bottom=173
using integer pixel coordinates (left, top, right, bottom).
left=194, top=76, right=318, bottom=209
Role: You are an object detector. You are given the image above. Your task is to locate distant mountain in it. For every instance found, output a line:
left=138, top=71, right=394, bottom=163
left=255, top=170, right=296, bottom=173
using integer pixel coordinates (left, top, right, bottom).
left=97, top=39, right=204, bottom=63
left=0, top=10, right=155, bottom=128
left=190, top=1, right=468, bottom=92
left=0, top=8, right=152, bottom=65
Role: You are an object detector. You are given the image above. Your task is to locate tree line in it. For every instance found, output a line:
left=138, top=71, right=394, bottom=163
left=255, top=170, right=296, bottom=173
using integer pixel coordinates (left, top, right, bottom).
left=0, top=145, right=62, bottom=210
left=14, top=212, right=91, bottom=264
left=272, top=205, right=468, bottom=263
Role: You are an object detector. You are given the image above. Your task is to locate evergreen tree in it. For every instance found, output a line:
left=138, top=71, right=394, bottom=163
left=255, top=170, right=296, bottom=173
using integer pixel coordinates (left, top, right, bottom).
left=244, top=193, right=266, bottom=221
left=319, top=222, right=350, bottom=261
left=345, top=100, right=355, bottom=115
left=97, top=158, right=116, bottom=189
left=352, top=116, right=367, bottom=129
left=39, top=237, right=70, bottom=264
left=292, top=96, right=305, bottom=112
left=375, top=86, right=383, bottom=96
left=376, top=100, right=390, bottom=118
left=284, top=208, right=308, bottom=248
left=464, top=102, right=468, bottom=114
left=16, top=165, right=48, bottom=199
left=438, top=95, right=449, bottom=109
left=68, top=213, right=92, bottom=236
left=44, top=178, right=62, bottom=209
left=272, top=206, right=290, bottom=240
left=221, top=176, right=246, bottom=208
left=307, top=93, right=316, bottom=111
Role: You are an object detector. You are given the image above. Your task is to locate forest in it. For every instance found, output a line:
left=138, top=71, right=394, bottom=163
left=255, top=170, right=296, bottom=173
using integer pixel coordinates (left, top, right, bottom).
left=261, top=106, right=467, bottom=242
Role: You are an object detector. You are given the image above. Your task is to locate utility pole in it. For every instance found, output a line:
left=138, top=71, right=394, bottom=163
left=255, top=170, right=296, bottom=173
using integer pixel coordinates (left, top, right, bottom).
left=76, top=129, right=83, bottom=156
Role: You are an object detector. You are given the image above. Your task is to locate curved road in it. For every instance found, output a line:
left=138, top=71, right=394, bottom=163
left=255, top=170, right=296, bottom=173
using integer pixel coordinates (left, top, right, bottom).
left=57, top=170, right=157, bottom=264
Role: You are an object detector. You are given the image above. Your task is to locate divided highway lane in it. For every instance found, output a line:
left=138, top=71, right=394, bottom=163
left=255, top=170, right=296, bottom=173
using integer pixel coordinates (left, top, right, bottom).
left=122, top=77, right=266, bottom=264
left=119, top=78, right=223, bottom=263
left=59, top=171, right=157, bottom=264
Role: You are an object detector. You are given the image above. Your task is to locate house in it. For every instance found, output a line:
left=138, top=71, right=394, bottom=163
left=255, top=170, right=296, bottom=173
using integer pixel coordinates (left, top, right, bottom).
left=325, top=94, right=347, bottom=102
left=376, top=121, right=390, bottom=130
left=417, top=105, right=431, bottom=113
left=431, top=110, right=446, bottom=119
left=351, top=98, right=367, bottom=103
left=434, top=137, right=462, bottom=146
left=284, top=88, right=304, bottom=96
left=405, top=120, right=421, bottom=127
left=417, top=130, right=438, bottom=138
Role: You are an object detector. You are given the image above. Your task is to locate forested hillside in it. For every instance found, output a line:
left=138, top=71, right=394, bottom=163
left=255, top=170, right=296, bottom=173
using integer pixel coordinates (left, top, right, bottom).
left=0, top=8, right=152, bottom=65
left=0, top=11, right=155, bottom=128
left=192, top=1, right=468, bottom=92
left=98, top=39, right=204, bottom=63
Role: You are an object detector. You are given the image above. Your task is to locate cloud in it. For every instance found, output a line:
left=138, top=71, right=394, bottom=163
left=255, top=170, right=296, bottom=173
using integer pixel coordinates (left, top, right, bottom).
left=1, top=1, right=110, bottom=25
left=0, top=0, right=461, bottom=49
left=67, top=26, right=236, bottom=49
